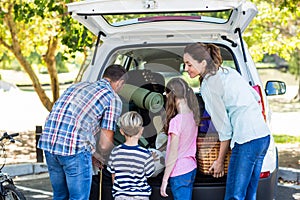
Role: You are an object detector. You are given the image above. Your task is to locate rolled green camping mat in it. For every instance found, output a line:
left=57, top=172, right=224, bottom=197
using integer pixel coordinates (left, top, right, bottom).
left=118, top=84, right=164, bottom=113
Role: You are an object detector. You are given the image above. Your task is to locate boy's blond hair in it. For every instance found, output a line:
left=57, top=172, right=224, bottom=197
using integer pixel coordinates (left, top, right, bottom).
left=118, top=111, right=143, bottom=136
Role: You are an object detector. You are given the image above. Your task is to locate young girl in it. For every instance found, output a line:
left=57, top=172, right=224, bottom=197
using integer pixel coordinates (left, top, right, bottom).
left=160, top=78, right=200, bottom=200
left=183, top=42, right=271, bottom=200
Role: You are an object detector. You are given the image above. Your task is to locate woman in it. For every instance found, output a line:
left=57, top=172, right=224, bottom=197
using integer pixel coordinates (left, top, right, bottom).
left=183, top=42, right=271, bottom=200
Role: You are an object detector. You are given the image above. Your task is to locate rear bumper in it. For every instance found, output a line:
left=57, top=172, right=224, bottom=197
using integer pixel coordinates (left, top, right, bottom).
left=257, top=168, right=278, bottom=200
left=150, top=169, right=278, bottom=200
left=98, top=168, right=278, bottom=200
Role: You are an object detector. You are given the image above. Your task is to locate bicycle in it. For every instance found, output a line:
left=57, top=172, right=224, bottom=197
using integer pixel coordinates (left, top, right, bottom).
left=0, top=132, right=26, bottom=200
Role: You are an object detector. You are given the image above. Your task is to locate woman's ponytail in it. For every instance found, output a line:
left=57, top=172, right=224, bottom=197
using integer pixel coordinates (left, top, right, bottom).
left=206, top=44, right=223, bottom=67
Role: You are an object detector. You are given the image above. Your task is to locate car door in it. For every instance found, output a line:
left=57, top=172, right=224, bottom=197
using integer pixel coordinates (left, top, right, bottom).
left=67, top=0, right=257, bottom=38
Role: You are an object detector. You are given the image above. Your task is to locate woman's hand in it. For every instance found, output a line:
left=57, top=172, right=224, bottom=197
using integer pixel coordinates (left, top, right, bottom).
left=209, top=140, right=230, bottom=178
left=160, top=180, right=169, bottom=197
left=208, top=159, right=225, bottom=178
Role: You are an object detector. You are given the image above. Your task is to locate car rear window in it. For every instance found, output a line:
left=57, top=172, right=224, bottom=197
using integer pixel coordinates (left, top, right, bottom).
left=103, top=10, right=232, bottom=27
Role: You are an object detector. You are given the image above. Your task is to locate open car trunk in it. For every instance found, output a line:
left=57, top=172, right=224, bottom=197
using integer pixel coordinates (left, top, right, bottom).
left=87, top=44, right=234, bottom=199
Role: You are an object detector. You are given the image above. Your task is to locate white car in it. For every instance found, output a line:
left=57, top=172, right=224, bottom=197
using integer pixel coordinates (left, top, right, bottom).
left=67, top=1, right=286, bottom=199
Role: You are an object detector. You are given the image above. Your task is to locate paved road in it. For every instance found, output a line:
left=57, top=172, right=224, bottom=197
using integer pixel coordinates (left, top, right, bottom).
left=14, top=174, right=52, bottom=200
left=13, top=174, right=300, bottom=200
left=276, top=184, right=300, bottom=200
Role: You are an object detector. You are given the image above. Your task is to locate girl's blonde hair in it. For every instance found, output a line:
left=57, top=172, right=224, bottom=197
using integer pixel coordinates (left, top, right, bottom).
left=184, top=42, right=223, bottom=83
left=118, top=111, right=143, bottom=136
left=164, top=78, right=200, bottom=132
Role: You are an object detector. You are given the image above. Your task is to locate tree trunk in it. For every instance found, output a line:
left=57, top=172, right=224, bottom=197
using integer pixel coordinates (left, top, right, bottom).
left=3, top=4, right=53, bottom=111
left=43, top=36, right=60, bottom=103
left=74, top=46, right=89, bottom=83
left=297, top=79, right=300, bottom=101
left=294, top=74, right=300, bottom=102
left=293, top=48, right=300, bottom=102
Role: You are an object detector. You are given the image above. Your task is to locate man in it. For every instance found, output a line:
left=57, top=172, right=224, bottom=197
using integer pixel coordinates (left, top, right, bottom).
left=37, top=64, right=127, bottom=200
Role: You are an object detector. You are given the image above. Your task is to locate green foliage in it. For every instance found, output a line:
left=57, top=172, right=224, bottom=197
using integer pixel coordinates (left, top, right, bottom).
left=0, top=0, right=95, bottom=77
left=28, top=51, right=42, bottom=65
left=56, top=52, right=69, bottom=73
left=0, top=53, right=11, bottom=69
left=61, top=17, right=94, bottom=54
left=276, top=0, right=299, bottom=12
left=1, top=0, right=299, bottom=81
left=182, top=72, right=200, bottom=88
left=245, top=0, right=300, bottom=87
left=0, top=53, right=22, bottom=71
left=255, top=62, right=276, bottom=69
left=246, top=0, right=300, bottom=63
left=13, top=0, right=65, bottom=22
left=11, top=0, right=94, bottom=56
left=288, top=50, right=300, bottom=77
left=273, top=134, right=300, bottom=144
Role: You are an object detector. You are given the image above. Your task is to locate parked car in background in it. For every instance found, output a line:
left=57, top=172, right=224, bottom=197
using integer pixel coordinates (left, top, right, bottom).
left=259, top=54, right=289, bottom=72
left=67, top=0, right=286, bottom=199
left=0, top=80, right=19, bottom=92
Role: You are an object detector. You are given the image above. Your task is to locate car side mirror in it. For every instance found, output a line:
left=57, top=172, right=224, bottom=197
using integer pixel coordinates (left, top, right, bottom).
left=265, top=80, right=286, bottom=96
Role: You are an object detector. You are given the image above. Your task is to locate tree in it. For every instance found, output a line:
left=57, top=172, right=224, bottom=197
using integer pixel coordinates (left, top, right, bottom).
left=0, top=0, right=94, bottom=111
left=246, top=0, right=300, bottom=101
left=1, top=0, right=299, bottom=111
left=289, top=48, right=300, bottom=100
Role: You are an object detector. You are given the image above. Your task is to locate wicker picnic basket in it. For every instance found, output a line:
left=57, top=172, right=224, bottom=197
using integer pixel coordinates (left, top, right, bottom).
left=196, top=134, right=231, bottom=175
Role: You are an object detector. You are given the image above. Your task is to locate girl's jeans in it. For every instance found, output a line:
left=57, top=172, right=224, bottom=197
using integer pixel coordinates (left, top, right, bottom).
left=169, top=168, right=197, bottom=200
left=45, top=150, right=92, bottom=200
left=225, top=135, right=270, bottom=200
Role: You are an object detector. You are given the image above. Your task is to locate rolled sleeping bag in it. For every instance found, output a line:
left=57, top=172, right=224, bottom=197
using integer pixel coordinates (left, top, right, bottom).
left=118, top=84, right=164, bottom=113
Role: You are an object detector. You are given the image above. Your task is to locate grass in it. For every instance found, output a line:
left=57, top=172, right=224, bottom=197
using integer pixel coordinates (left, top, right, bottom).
left=273, top=134, right=300, bottom=144
left=255, top=62, right=276, bottom=69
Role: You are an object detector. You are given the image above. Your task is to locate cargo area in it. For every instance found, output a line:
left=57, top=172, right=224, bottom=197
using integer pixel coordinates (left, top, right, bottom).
left=114, top=69, right=229, bottom=187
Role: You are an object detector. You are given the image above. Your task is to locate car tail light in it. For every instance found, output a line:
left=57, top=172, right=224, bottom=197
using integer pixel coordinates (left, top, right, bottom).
left=260, top=171, right=270, bottom=179
left=252, top=85, right=266, bottom=121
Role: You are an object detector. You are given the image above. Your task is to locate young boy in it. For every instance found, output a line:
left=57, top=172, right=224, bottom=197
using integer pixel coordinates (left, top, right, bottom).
left=107, top=111, right=155, bottom=200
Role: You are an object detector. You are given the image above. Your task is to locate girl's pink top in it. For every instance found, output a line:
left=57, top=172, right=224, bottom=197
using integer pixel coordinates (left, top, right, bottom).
left=166, top=112, right=197, bottom=177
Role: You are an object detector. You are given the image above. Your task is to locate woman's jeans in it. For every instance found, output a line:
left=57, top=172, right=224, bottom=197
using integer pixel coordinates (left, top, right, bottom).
left=45, top=150, right=92, bottom=200
left=169, top=168, right=197, bottom=200
left=225, top=135, right=270, bottom=200
left=114, top=195, right=149, bottom=200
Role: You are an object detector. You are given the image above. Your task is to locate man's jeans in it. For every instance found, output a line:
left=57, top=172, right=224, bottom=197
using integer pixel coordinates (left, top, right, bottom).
left=45, top=150, right=92, bottom=200
left=225, top=135, right=270, bottom=200
left=169, top=168, right=197, bottom=200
